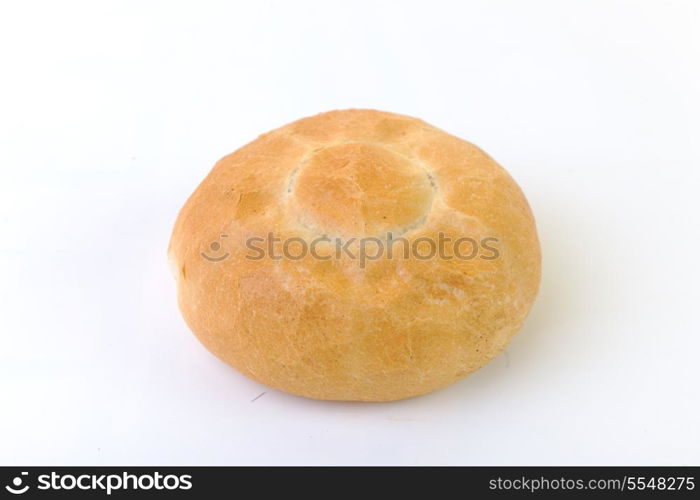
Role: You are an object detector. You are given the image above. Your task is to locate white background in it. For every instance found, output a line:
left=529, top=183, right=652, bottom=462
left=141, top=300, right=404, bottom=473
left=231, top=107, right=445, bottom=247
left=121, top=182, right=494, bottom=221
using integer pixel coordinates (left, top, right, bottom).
left=1, top=0, right=699, bottom=465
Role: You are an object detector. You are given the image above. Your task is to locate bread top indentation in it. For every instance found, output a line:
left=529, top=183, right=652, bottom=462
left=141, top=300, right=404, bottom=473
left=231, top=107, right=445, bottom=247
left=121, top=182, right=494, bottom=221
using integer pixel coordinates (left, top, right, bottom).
left=286, top=141, right=435, bottom=238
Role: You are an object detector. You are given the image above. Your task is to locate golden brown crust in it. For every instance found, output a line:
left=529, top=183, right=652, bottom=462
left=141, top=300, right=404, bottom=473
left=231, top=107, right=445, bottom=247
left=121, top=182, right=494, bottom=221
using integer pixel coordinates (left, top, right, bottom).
left=169, top=109, right=541, bottom=401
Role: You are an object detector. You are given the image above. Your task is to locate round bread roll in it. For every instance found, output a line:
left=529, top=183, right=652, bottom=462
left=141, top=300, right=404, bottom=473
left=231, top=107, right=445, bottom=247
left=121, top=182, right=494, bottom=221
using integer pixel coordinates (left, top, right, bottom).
left=169, top=109, right=540, bottom=401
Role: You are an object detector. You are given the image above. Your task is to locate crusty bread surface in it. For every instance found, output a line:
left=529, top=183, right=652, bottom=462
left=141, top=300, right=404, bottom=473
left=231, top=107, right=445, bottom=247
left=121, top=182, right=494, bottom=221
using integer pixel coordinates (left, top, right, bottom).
left=169, top=109, right=540, bottom=401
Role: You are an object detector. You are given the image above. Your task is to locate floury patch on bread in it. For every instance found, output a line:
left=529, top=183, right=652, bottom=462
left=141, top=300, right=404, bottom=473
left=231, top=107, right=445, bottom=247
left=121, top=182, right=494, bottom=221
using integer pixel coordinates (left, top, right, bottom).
left=168, top=109, right=541, bottom=401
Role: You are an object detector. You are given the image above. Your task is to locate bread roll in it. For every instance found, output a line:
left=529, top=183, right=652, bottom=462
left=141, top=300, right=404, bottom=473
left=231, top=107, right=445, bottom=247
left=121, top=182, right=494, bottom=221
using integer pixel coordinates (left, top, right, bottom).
left=168, top=109, right=540, bottom=401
